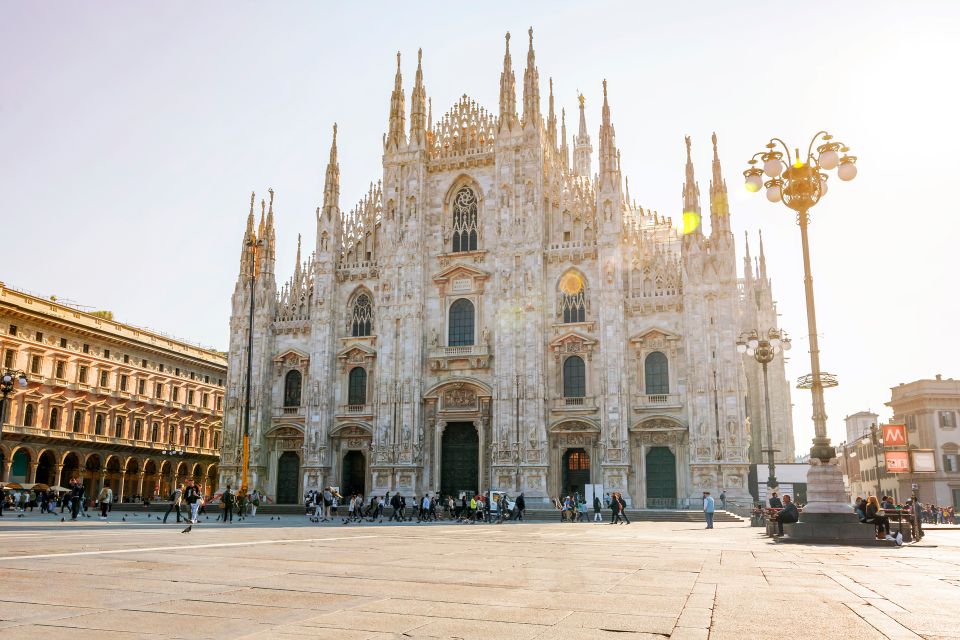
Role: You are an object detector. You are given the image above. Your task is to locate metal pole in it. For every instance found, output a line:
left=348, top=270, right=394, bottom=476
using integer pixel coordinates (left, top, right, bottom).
left=241, top=244, right=256, bottom=494
left=871, top=424, right=882, bottom=498
left=761, top=361, right=777, bottom=488
left=798, top=211, right=832, bottom=462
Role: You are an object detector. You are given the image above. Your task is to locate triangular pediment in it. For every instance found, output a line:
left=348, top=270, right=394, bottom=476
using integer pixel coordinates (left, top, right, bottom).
left=273, top=349, right=310, bottom=364
left=336, top=343, right=377, bottom=361
left=432, top=263, right=490, bottom=283
left=549, top=330, right=596, bottom=349
left=629, top=326, right=681, bottom=344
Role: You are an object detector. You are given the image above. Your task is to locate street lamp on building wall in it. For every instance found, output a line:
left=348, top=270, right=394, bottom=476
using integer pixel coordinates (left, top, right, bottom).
left=744, top=132, right=857, bottom=463
left=737, top=328, right=791, bottom=489
left=0, top=370, right=29, bottom=447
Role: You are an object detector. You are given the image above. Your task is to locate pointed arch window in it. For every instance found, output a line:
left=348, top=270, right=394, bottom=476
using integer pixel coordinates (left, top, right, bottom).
left=452, top=187, right=478, bottom=252
left=563, top=356, right=586, bottom=398
left=644, top=351, right=669, bottom=395
left=348, top=367, right=367, bottom=405
left=350, top=293, right=373, bottom=337
left=448, top=298, right=475, bottom=347
left=284, top=370, right=302, bottom=407
left=558, top=272, right=587, bottom=323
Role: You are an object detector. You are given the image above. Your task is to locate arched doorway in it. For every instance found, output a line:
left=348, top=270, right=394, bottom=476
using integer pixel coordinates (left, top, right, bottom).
left=276, top=451, right=300, bottom=504
left=84, top=454, right=102, bottom=496
left=562, top=448, right=590, bottom=499
left=61, top=452, right=81, bottom=488
left=341, top=451, right=365, bottom=496
left=441, top=422, right=478, bottom=498
left=645, top=447, right=677, bottom=509
left=10, top=449, right=30, bottom=482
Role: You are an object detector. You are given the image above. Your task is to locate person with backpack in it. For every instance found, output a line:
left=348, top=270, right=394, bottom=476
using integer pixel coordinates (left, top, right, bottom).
left=593, top=494, right=603, bottom=522
left=96, top=484, right=113, bottom=519
left=221, top=485, right=235, bottom=523
left=163, top=484, right=183, bottom=524
left=617, top=493, right=631, bottom=524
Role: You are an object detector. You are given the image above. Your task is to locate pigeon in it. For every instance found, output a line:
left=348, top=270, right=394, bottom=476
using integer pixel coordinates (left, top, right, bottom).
left=156, top=516, right=161, bottom=521
left=181, top=524, right=192, bottom=533
left=61, top=517, right=65, bottom=522
left=270, top=517, right=274, bottom=520
left=277, top=516, right=280, bottom=520
left=122, top=517, right=126, bottom=522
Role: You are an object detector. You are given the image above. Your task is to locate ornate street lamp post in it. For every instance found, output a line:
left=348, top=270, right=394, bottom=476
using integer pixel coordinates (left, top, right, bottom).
left=744, top=132, right=859, bottom=528
left=744, top=132, right=856, bottom=463
left=737, top=328, right=791, bottom=490
left=0, top=370, right=28, bottom=450
left=869, top=423, right=883, bottom=498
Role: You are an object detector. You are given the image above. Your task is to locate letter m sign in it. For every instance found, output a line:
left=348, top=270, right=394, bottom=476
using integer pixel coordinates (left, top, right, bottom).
left=882, top=424, right=908, bottom=447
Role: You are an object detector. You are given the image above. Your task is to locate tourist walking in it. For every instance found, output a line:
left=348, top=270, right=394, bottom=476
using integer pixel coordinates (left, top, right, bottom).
left=703, top=491, right=715, bottom=529
left=610, top=493, right=623, bottom=524
left=617, top=493, right=630, bottom=524
left=70, top=479, right=85, bottom=521
left=515, top=493, right=525, bottom=521
left=250, top=490, right=260, bottom=517
left=163, top=484, right=183, bottom=523
left=97, top=484, right=113, bottom=519
left=719, top=490, right=727, bottom=510
left=593, top=494, right=603, bottom=522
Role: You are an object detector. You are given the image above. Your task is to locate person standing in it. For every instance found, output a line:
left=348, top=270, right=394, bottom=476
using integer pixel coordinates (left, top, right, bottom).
left=703, top=491, right=715, bottom=529
left=97, top=484, right=113, bottom=519
left=250, top=490, right=260, bottom=517
left=0, top=485, right=5, bottom=517
left=719, top=490, right=727, bottom=510
left=515, top=493, right=525, bottom=522
left=163, top=484, right=183, bottom=524
left=222, top=485, right=235, bottom=523
left=183, top=480, right=201, bottom=524
left=610, top=493, right=622, bottom=525
left=70, top=479, right=85, bottom=521
left=593, top=494, right=603, bottom=522
left=323, top=487, right=334, bottom=521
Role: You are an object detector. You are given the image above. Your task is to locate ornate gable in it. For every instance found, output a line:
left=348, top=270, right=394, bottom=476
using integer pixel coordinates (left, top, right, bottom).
left=548, top=330, right=596, bottom=361
left=629, top=327, right=681, bottom=349
left=273, top=349, right=309, bottom=367
left=432, top=263, right=490, bottom=295
left=337, top=343, right=376, bottom=371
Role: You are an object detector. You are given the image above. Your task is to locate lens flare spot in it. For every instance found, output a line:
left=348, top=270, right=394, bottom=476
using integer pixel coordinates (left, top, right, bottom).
left=559, top=272, right=583, bottom=295
left=745, top=180, right=761, bottom=193
left=793, top=159, right=806, bottom=169
left=680, top=211, right=701, bottom=235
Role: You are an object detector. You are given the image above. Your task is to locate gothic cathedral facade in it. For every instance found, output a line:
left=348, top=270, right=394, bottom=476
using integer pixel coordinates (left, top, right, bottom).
left=219, top=31, right=795, bottom=506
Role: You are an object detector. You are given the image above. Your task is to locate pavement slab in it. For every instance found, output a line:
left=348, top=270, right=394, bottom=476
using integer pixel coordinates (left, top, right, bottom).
left=0, top=514, right=958, bottom=639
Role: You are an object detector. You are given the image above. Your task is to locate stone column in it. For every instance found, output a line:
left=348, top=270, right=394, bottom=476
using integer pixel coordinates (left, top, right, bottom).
left=119, top=471, right=127, bottom=502
left=137, top=471, right=146, bottom=498
left=2, top=460, right=11, bottom=482
left=99, top=470, right=107, bottom=492
left=54, top=463, right=63, bottom=487
left=27, top=461, right=38, bottom=483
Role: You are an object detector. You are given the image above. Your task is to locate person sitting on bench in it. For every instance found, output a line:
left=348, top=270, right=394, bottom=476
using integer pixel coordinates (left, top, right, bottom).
left=864, top=496, right=894, bottom=541
left=774, top=494, right=799, bottom=536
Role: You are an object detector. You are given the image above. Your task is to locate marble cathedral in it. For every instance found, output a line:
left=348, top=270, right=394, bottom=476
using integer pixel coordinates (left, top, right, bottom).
left=219, top=30, right=795, bottom=506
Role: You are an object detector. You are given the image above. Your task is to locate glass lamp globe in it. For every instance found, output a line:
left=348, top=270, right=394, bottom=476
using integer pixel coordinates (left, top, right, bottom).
left=763, top=158, right=782, bottom=178
left=746, top=348, right=755, bottom=357
left=18, top=375, right=28, bottom=388
left=772, top=345, right=781, bottom=355
left=818, top=149, right=839, bottom=170
left=819, top=175, right=829, bottom=195
left=770, top=337, right=781, bottom=348
left=736, top=343, right=747, bottom=354
left=745, top=174, right=764, bottom=192
left=782, top=340, right=792, bottom=351
left=838, top=161, right=858, bottom=181
left=1, top=374, right=10, bottom=385
left=748, top=338, right=759, bottom=350
left=766, top=185, right=782, bottom=202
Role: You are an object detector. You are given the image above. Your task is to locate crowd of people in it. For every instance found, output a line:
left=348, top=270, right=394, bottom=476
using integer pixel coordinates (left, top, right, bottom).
left=303, top=488, right=527, bottom=524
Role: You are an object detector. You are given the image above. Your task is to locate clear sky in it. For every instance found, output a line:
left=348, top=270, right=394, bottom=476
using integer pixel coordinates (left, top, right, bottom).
left=2, top=1, right=958, bottom=451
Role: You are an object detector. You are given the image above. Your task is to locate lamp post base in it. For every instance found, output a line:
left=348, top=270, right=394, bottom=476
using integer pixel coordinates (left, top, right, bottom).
left=801, top=457, right=851, bottom=514
left=785, top=457, right=875, bottom=543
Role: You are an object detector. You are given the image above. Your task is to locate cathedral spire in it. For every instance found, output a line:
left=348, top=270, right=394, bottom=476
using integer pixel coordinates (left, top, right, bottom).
left=522, top=27, right=541, bottom=128
left=759, top=229, right=768, bottom=282
left=409, top=48, right=427, bottom=147
left=245, top=191, right=255, bottom=238
left=319, top=124, right=341, bottom=255
left=385, top=51, right=406, bottom=150
left=709, top=131, right=731, bottom=236
left=573, top=92, right=592, bottom=177
left=743, top=231, right=753, bottom=284
left=547, top=77, right=557, bottom=147
left=240, top=191, right=257, bottom=278
left=293, top=233, right=302, bottom=284
left=598, top=79, right=619, bottom=187
left=559, top=107, right=569, bottom=168
left=682, top=135, right=702, bottom=232
left=498, top=32, right=517, bottom=133
left=625, top=176, right=631, bottom=208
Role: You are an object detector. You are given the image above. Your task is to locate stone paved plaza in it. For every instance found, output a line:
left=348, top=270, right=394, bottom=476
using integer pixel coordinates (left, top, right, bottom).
left=0, top=515, right=958, bottom=639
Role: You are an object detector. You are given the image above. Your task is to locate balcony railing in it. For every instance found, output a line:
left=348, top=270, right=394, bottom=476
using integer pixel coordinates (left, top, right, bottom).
left=336, top=403, right=373, bottom=417
left=430, top=344, right=489, bottom=358
left=278, top=405, right=304, bottom=417
left=552, top=396, right=597, bottom=411
left=634, top=393, right=682, bottom=409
